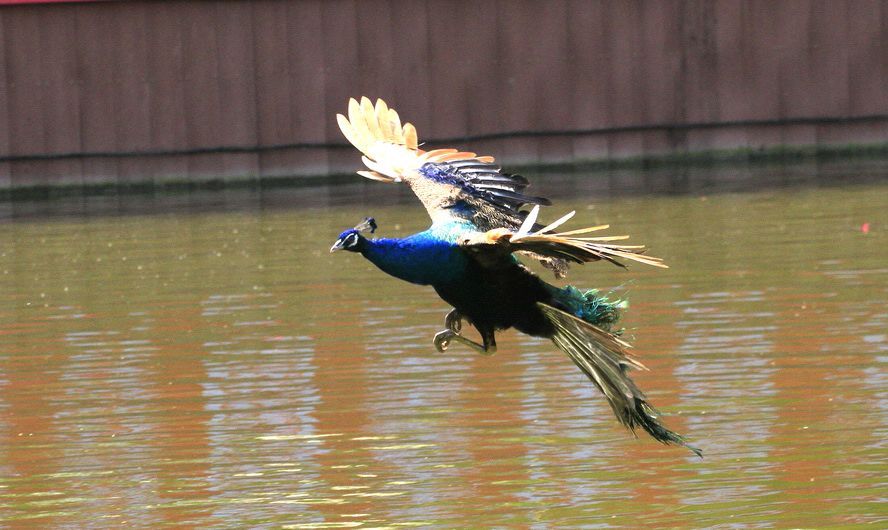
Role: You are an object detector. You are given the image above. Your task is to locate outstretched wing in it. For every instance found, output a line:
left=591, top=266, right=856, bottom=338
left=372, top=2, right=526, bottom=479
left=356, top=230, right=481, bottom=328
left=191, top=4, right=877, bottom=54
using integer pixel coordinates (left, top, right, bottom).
left=459, top=206, right=668, bottom=270
left=336, top=97, right=550, bottom=228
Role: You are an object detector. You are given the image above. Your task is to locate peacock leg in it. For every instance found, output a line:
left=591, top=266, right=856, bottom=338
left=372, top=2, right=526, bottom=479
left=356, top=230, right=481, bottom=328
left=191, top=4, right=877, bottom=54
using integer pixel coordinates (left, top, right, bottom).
left=444, top=309, right=463, bottom=333
left=479, top=328, right=497, bottom=356
left=433, top=328, right=497, bottom=356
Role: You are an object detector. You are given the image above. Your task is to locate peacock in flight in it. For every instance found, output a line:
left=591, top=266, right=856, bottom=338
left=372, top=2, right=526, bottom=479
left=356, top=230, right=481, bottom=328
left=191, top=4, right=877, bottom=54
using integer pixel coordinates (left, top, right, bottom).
left=330, top=97, right=701, bottom=456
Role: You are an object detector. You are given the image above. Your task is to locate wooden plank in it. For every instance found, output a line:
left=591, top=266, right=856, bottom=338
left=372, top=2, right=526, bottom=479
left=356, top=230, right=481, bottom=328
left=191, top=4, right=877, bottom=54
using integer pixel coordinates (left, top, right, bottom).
left=774, top=1, right=816, bottom=118
left=604, top=1, right=645, bottom=159
left=818, top=120, right=888, bottom=147
left=642, top=0, right=684, bottom=124
left=252, top=0, right=295, bottom=177
left=680, top=0, right=720, bottom=124
left=520, top=0, right=572, bottom=163
left=641, top=0, right=687, bottom=156
left=74, top=3, right=118, bottom=185
left=213, top=0, right=260, bottom=179
left=567, top=0, right=610, bottom=161
left=712, top=1, right=779, bottom=153
left=423, top=0, right=516, bottom=163
left=770, top=2, right=819, bottom=147
left=846, top=0, right=886, bottom=115
left=39, top=9, right=83, bottom=185
left=386, top=0, right=432, bottom=142
left=5, top=8, right=48, bottom=187
left=705, top=0, right=747, bottom=152
left=744, top=0, right=781, bottom=121
left=425, top=0, right=496, bottom=141
left=809, top=1, right=850, bottom=118
left=492, top=0, right=573, bottom=164
left=144, top=1, right=189, bottom=183
left=320, top=0, right=362, bottom=136
left=809, top=0, right=851, bottom=148
left=424, top=2, right=472, bottom=140
left=320, top=0, right=361, bottom=176
left=110, top=2, right=152, bottom=184
left=0, top=11, right=11, bottom=187
left=286, top=0, right=330, bottom=175
left=180, top=1, right=223, bottom=180
left=354, top=0, right=396, bottom=101
left=721, top=0, right=783, bottom=153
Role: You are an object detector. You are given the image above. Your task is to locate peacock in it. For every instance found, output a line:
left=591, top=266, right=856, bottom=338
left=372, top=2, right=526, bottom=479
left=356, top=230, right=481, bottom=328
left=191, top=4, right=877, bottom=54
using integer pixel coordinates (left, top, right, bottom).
left=330, top=97, right=701, bottom=456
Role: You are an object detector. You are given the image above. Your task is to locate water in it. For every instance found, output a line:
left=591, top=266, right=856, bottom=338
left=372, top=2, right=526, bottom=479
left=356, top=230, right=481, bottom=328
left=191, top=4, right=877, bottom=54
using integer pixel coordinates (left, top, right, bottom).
left=0, top=169, right=886, bottom=528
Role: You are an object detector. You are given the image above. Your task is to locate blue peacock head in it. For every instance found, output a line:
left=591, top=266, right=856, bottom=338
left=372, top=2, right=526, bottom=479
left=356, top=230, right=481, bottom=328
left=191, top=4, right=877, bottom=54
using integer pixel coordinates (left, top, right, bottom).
left=330, top=217, right=377, bottom=253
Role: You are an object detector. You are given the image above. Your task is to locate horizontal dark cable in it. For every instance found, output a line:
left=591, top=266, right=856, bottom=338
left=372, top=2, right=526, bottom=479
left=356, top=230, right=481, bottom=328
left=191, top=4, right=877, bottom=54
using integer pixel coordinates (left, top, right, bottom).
left=0, top=140, right=343, bottom=163
left=439, top=113, right=888, bottom=144
left=2, top=113, right=886, bottom=163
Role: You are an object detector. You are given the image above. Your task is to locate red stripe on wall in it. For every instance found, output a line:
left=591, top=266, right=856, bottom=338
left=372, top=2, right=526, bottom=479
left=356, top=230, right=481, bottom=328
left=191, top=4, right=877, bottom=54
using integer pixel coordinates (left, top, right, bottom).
left=0, top=1, right=112, bottom=5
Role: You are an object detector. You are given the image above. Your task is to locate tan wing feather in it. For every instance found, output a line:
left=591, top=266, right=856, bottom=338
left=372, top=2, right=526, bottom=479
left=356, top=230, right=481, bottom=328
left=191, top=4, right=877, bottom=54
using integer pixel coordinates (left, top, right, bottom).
left=374, top=99, right=392, bottom=140
left=336, top=114, right=362, bottom=154
left=419, top=149, right=491, bottom=165
left=441, top=151, right=479, bottom=162
left=338, top=97, right=502, bottom=185
left=556, top=225, right=610, bottom=236
left=387, top=108, right=403, bottom=138
left=360, top=97, right=381, bottom=139
left=424, top=149, right=458, bottom=161
left=403, top=123, right=418, bottom=150
left=347, top=98, right=363, bottom=140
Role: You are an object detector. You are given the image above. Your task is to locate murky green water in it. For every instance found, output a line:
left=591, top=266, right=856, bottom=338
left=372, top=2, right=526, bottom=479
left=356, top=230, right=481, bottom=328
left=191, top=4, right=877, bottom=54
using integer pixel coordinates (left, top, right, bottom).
left=0, top=171, right=886, bottom=528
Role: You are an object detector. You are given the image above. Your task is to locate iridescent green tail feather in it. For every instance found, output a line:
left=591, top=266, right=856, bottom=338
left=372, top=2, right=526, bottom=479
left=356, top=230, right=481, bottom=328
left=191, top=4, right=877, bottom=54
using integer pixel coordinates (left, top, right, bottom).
left=548, top=285, right=627, bottom=331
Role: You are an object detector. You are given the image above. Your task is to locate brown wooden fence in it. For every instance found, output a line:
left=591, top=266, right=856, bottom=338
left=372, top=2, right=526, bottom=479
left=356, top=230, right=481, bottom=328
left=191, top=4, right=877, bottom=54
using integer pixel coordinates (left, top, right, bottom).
left=1, top=0, right=886, bottom=189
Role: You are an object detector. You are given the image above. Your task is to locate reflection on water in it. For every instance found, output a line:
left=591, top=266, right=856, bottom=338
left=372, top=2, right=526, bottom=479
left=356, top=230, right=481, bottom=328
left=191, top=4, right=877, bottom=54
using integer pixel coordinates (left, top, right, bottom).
left=0, top=173, right=885, bottom=527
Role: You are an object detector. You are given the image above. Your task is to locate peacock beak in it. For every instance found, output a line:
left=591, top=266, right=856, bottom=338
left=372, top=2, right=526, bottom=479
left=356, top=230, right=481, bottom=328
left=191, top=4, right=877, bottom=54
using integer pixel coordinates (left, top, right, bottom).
left=330, top=238, right=346, bottom=253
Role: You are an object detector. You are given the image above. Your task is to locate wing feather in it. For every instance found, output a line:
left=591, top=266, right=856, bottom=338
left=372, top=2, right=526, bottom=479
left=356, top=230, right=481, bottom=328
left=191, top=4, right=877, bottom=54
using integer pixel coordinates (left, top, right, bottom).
left=461, top=206, right=668, bottom=270
left=403, top=123, right=418, bottom=150
left=338, top=97, right=547, bottom=215
left=347, top=98, right=363, bottom=139
left=516, top=204, right=540, bottom=236
left=375, top=98, right=392, bottom=140
left=557, top=225, right=610, bottom=236
left=360, top=97, right=382, bottom=140
left=536, top=209, right=576, bottom=235
left=336, top=114, right=362, bottom=154
left=388, top=108, right=403, bottom=138
left=425, top=149, right=459, bottom=161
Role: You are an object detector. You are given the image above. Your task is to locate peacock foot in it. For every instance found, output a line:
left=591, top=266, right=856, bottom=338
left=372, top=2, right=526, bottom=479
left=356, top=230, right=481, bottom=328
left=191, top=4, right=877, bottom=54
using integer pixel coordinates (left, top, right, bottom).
left=434, top=329, right=455, bottom=352
left=433, top=328, right=496, bottom=356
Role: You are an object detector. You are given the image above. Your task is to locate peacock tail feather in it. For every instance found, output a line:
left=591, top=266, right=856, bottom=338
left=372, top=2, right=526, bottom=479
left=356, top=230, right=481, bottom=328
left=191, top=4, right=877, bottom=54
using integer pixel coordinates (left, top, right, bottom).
left=538, top=303, right=702, bottom=457
left=547, top=284, right=627, bottom=332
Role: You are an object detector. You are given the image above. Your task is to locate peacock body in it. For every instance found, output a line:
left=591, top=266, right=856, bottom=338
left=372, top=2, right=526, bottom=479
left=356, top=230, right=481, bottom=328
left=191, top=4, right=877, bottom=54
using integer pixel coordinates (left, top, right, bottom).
left=331, top=97, right=701, bottom=457
left=344, top=219, right=623, bottom=335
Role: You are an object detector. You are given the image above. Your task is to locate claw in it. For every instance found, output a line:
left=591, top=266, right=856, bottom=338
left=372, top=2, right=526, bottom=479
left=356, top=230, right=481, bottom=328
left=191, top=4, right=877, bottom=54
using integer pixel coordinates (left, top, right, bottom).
left=444, top=309, right=462, bottom=333
left=434, top=329, right=455, bottom=352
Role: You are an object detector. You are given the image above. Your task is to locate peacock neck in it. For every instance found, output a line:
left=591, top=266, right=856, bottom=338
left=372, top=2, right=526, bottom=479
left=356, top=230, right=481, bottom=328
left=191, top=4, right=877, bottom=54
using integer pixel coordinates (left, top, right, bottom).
left=359, top=220, right=474, bottom=286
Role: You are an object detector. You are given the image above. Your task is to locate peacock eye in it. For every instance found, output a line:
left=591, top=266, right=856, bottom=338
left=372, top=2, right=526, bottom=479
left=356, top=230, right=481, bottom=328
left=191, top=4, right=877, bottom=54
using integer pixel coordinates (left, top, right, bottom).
left=345, top=233, right=359, bottom=247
